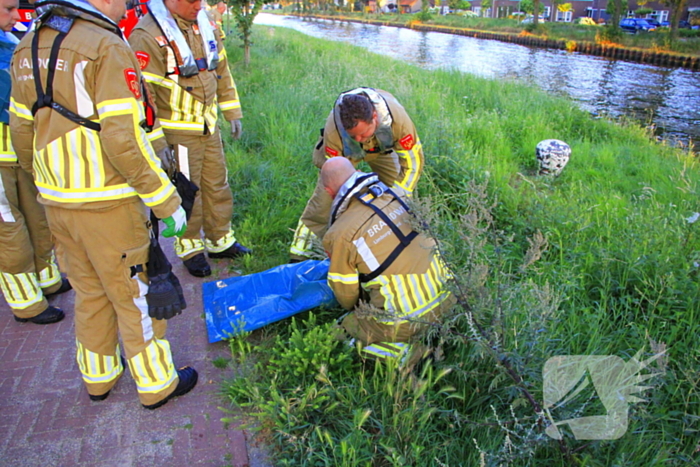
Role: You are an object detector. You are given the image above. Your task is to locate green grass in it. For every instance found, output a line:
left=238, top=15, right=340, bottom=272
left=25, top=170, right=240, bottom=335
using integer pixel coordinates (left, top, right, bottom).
left=219, top=25, right=700, bottom=466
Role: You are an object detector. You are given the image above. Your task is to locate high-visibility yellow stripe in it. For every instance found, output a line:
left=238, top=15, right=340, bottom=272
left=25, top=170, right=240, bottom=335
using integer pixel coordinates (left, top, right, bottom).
left=97, top=98, right=137, bottom=120
left=175, top=237, right=205, bottom=258
left=76, top=341, right=124, bottom=384
left=0, top=124, right=16, bottom=161
left=37, top=260, right=61, bottom=289
left=395, top=138, right=423, bottom=194
left=129, top=338, right=176, bottom=393
left=9, top=98, right=33, bottom=121
left=0, top=272, right=43, bottom=309
left=289, top=221, right=316, bottom=257
left=35, top=181, right=137, bottom=203
left=204, top=229, right=236, bottom=253
left=146, top=127, right=164, bottom=142
left=328, top=272, right=359, bottom=285
left=219, top=100, right=241, bottom=111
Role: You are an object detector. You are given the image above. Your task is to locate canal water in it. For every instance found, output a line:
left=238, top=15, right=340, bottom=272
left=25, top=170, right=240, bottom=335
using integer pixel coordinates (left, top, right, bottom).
left=254, top=13, right=700, bottom=151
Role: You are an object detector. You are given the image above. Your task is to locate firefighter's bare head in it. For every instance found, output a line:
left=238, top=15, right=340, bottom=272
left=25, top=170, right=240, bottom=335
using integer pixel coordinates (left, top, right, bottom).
left=338, top=94, right=378, bottom=144
left=0, top=0, right=20, bottom=32
left=86, top=0, right=127, bottom=22
left=164, top=0, right=202, bottom=21
left=322, top=157, right=355, bottom=199
left=216, top=1, right=226, bottom=14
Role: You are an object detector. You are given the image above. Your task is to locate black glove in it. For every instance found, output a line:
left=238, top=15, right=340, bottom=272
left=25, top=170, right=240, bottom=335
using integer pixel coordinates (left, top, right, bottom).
left=146, top=272, right=185, bottom=320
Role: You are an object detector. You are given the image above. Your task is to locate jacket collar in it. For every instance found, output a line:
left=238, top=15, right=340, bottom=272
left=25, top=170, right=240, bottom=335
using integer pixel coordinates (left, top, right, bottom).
left=35, top=0, right=120, bottom=34
left=329, top=172, right=383, bottom=227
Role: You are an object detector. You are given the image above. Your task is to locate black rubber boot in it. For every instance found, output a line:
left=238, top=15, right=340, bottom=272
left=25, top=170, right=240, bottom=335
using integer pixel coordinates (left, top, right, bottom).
left=142, top=366, right=198, bottom=410
left=208, top=242, right=252, bottom=259
left=183, top=253, right=211, bottom=277
left=14, top=306, right=65, bottom=325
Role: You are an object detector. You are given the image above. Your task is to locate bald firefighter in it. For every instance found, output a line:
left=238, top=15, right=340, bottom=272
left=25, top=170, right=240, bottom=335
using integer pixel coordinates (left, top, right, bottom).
left=290, top=87, right=424, bottom=261
left=129, top=0, right=249, bottom=278
left=10, top=0, right=197, bottom=408
left=1, top=0, right=69, bottom=325
left=321, top=158, right=453, bottom=363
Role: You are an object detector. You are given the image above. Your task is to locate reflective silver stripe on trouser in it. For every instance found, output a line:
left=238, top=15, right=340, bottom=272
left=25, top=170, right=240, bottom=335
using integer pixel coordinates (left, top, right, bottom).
left=0, top=172, right=16, bottom=222
left=129, top=276, right=177, bottom=394
left=362, top=342, right=411, bottom=360
left=204, top=229, right=236, bottom=253
left=174, top=237, right=205, bottom=259
left=76, top=341, right=124, bottom=384
left=0, top=272, right=43, bottom=310
left=289, top=220, right=317, bottom=257
left=37, top=252, right=61, bottom=289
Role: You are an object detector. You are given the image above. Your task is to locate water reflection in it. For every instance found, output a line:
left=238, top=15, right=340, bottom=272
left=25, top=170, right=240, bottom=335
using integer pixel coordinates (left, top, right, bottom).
left=255, top=13, right=700, bottom=150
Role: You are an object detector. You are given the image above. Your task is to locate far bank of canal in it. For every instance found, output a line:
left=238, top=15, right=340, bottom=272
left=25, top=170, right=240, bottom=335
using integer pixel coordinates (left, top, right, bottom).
left=254, top=13, right=700, bottom=151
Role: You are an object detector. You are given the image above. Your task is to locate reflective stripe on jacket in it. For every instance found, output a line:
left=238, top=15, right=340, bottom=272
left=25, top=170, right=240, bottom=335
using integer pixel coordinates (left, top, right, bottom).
left=0, top=123, right=15, bottom=164
left=129, top=12, right=242, bottom=135
left=9, top=16, right=180, bottom=217
left=323, top=186, right=451, bottom=325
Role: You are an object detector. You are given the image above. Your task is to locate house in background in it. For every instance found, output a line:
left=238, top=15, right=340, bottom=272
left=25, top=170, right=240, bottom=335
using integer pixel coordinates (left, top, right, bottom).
left=468, top=0, right=700, bottom=23
left=400, top=0, right=423, bottom=13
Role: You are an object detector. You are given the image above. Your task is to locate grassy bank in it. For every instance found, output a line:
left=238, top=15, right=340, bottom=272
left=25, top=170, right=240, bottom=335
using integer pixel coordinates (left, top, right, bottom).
left=273, top=9, right=700, bottom=56
left=219, top=24, right=700, bottom=466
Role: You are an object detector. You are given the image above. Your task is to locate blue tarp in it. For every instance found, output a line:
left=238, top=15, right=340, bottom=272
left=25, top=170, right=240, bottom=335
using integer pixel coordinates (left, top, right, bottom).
left=202, top=259, right=338, bottom=343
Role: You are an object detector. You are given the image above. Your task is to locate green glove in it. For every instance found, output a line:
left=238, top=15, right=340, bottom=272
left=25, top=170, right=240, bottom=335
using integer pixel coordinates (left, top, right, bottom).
left=162, top=206, right=187, bottom=238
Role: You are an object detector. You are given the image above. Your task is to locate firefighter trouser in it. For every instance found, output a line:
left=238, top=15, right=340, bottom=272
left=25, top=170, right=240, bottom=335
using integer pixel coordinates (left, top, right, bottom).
left=45, top=201, right=179, bottom=405
left=290, top=151, right=400, bottom=259
left=342, top=292, right=455, bottom=362
left=168, top=129, right=237, bottom=260
left=0, top=166, right=61, bottom=318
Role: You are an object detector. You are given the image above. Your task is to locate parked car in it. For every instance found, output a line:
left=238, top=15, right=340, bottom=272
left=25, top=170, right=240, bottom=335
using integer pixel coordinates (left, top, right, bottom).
left=619, top=18, right=657, bottom=33
left=660, top=20, right=692, bottom=29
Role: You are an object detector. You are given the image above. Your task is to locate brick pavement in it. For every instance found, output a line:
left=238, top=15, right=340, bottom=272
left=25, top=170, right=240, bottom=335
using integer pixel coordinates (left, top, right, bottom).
left=0, top=236, right=271, bottom=467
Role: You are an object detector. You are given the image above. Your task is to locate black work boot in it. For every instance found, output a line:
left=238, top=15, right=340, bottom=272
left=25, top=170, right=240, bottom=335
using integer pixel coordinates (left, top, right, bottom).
left=44, top=278, right=72, bottom=298
left=14, top=306, right=65, bottom=325
left=183, top=253, right=211, bottom=277
left=142, top=366, right=198, bottom=410
left=208, top=242, right=252, bottom=259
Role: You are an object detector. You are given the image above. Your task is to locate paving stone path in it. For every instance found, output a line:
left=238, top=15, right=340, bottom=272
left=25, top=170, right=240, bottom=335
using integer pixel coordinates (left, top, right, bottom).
left=0, top=236, right=271, bottom=467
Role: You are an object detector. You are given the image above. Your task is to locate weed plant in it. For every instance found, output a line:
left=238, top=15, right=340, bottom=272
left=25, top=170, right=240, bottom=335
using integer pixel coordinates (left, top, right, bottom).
left=220, top=25, right=700, bottom=466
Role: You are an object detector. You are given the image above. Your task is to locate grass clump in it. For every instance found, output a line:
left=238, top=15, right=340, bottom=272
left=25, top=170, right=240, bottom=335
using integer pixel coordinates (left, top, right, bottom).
left=219, top=25, right=700, bottom=466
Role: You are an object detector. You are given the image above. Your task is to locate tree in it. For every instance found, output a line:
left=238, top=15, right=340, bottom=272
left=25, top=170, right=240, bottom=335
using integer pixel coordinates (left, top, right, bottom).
left=520, top=0, right=534, bottom=14
left=661, top=0, right=689, bottom=40
left=549, top=0, right=561, bottom=21
left=448, top=0, right=471, bottom=11
left=228, top=0, right=272, bottom=65
left=605, top=0, right=626, bottom=31
left=533, top=0, right=541, bottom=25
left=480, top=0, right=492, bottom=17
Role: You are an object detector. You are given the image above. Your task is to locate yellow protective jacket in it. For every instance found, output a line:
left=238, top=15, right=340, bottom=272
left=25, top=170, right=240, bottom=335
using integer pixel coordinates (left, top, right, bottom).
left=312, top=89, right=424, bottom=195
left=128, top=12, right=242, bottom=135
left=9, top=11, right=180, bottom=217
left=323, top=175, right=451, bottom=324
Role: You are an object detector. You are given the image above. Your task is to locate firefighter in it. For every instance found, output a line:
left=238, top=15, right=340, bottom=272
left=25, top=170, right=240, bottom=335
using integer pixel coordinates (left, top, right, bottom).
left=1, top=0, right=69, bottom=325
left=321, top=157, right=453, bottom=363
left=129, top=0, right=250, bottom=278
left=290, top=87, right=424, bottom=262
left=10, top=0, right=197, bottom=408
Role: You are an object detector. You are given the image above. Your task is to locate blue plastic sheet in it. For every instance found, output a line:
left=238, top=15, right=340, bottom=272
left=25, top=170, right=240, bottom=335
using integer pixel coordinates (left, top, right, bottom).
left=202, top=259, right=338, bottom=343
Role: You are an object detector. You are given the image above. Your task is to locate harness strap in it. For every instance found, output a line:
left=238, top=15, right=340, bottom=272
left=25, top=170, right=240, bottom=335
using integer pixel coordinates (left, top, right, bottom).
left=30, top=23, right=102, bottom=132
left=356, top=187, right=418, bottom=283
